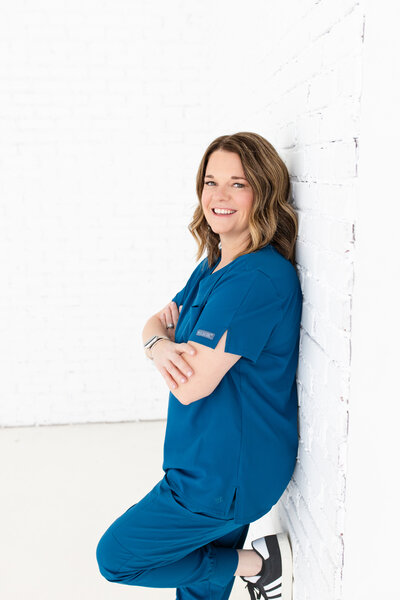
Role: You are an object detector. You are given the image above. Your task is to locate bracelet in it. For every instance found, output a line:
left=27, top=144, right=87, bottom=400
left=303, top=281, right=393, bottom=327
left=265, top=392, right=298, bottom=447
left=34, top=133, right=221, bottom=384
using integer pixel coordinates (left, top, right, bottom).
left=147, top=336, right=170, bottom=360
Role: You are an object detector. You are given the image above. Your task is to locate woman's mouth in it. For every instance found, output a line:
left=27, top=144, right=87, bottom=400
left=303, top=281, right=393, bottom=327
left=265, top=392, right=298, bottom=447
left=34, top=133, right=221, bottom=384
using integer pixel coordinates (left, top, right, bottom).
left=211, top=208, right=237, bottom=217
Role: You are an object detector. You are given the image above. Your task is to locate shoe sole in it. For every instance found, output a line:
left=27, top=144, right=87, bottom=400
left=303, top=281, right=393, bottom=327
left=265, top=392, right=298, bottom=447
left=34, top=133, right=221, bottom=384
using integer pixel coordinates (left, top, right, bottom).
left=276, top=532, right=293, bottom=600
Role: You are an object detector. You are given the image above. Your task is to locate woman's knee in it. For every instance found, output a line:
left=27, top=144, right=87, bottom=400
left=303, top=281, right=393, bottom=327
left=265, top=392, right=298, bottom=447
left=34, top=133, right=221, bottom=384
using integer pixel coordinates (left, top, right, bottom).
left=96, top=528, right=133, bottom=583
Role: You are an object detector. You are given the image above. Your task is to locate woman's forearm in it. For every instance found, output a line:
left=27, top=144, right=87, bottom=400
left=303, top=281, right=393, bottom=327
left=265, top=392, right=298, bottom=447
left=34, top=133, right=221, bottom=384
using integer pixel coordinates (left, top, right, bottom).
left=142, top=315, right=174, bottom=344
left=142, top=314, right=170, bottom=345
left=142, top=315, right=172, bottom=359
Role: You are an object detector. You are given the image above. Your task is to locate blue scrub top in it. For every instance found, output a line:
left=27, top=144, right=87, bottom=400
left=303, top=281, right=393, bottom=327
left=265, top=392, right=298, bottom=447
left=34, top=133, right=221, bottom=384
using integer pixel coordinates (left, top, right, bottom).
left=162, top=243, right=303, bottom=524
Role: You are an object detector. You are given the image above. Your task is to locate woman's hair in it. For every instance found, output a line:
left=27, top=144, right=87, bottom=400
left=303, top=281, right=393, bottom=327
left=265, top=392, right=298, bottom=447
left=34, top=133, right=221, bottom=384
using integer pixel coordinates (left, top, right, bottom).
left=188, top=131, right=298, bottom=267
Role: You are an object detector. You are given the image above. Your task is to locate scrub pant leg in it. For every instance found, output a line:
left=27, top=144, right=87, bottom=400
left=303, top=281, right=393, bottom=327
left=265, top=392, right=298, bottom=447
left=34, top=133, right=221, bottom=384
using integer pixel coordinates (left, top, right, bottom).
left=96, top=475, right=250, bottom=600
left=176, top=523, right=250, bottom=600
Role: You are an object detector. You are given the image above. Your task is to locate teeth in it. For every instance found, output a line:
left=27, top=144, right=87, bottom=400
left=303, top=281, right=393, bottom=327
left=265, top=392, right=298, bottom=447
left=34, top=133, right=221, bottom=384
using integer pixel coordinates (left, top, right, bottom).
left=213, top=208, right=236, bottom=214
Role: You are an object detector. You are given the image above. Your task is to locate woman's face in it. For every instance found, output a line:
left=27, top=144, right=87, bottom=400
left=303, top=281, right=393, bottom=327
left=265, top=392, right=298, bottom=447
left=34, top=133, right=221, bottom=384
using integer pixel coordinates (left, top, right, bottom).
left=201, top=150, right=254, bottom=244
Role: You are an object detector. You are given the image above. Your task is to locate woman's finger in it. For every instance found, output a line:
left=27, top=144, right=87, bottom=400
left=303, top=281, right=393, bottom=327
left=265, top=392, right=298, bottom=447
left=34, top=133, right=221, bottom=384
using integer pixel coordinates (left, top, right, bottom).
left=169, top=302, right=180, bottom=327
left=160, top=313, right=166, bottom=328
left=168, top=361, right=189, bottom=384
left=163, top=308, right=172, bottom=327
left=175, top=357, right=194, bottom=378
left=157, top=307, right=174, bottom=340
left=157, top=302, right=180, bottom=330
left=179, top=342, right=195, bottom=356
left=163, top=305, right=177, bottom=341
left=160, top=365, right=179, bottom=391
left=160, top=305, right=174, bottom=329
left=170, top=345, right=195, bottom=377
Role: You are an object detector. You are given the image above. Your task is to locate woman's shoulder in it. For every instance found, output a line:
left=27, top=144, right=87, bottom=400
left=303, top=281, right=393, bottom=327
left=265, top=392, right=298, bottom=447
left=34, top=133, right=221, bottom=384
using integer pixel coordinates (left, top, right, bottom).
left=228, top=244, right=302, bottom=300
left=250, top=244, right=298, bottom=274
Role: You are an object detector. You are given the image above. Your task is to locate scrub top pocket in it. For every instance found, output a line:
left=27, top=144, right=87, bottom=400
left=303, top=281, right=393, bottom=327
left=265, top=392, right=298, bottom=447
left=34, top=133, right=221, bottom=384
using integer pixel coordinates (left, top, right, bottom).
left=179, top=275, right=221, bottom=341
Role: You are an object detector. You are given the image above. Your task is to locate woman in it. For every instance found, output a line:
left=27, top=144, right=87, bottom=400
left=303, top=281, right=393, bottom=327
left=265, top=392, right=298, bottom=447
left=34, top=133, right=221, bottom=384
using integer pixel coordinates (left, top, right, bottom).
left=96, top=132, right=303, bottom=600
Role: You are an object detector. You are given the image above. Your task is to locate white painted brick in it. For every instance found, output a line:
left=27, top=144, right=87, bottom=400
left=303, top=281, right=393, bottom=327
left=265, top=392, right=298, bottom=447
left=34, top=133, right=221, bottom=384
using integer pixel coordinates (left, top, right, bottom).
left=275, top=121, right=297, bottom=150
left=294, top=36, right=325, bottom=84
left=300, top=333, right=330, bottom=385
left=322, top=4, right=365, bottom=68
left=296, top=359, right=313, bottom=398
left=335, top=51, right=363, bottom=99
left=327, top=359, right=351, bottom=400
left=296, top=497, right=332, bottom=593
left=332, top=139, right=358, bottom=179
left=304, top=140, right=357, bottom=181
left=308, top=69, right=339, bottom=111
left=291, top=181, right=318, bottom=211
left=328, top=290, right=352, bottom=330
left=317, top=182, right=357, bottom=221
left=295, top=112, right=322, bottom=146
left=314, top=248, right=354, bottom=292
left=296, top=443, right=327, bottom=500
left=294, top=239, right=320, bottom=272
left=296, top=464, right=342, bottom=574
left=298, top=408, right=313, bottom=451
left=307, top=0, right=360, bottom=43
left=314, top=317, right=351, bottom=364
left=318, top=98, right=361, bottom=142
left=329, top=219, right=354, bottom=253
left=285, top=148, right=307, bottom=179
left=299, top=301, right=314, bottom=337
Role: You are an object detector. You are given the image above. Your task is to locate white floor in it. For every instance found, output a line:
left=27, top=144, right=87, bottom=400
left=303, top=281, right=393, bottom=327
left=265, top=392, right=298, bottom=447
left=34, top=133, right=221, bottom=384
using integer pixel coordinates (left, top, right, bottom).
left=0, top=420, right=279, bottom=599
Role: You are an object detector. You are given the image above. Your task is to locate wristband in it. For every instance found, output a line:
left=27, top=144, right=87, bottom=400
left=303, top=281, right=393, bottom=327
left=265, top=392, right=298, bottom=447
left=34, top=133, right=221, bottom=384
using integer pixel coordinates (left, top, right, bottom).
left=144, top=335, right=170, bottom=360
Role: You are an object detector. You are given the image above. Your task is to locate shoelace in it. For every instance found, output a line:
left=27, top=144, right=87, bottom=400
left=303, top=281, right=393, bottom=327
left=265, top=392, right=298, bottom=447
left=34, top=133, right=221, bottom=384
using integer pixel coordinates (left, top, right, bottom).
left=244, top=580, right=264, bottom=600
left=244, top=580, right=282, bottom=600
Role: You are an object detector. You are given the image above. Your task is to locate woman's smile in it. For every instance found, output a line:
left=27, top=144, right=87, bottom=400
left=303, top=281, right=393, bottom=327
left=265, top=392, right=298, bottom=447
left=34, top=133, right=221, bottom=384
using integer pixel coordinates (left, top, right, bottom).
left=211, top=207, right=238, bottom=217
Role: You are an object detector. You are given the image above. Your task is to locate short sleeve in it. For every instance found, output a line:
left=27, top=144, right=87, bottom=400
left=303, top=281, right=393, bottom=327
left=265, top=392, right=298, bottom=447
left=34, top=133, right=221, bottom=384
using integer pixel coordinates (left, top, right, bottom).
left=171, top=286, right=186, bottom=307
left=187, top=270, right=283, bottom=363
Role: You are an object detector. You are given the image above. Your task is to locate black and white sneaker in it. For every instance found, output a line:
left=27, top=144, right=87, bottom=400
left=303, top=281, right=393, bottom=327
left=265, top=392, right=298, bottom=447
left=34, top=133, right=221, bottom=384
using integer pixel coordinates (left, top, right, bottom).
left=240, top=532, right=293, bottom=600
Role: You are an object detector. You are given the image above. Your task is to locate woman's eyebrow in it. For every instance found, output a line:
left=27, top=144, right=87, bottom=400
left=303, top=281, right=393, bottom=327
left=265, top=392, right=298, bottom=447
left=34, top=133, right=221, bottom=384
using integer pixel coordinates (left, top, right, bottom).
left=204, top=174, right=247, bottom=180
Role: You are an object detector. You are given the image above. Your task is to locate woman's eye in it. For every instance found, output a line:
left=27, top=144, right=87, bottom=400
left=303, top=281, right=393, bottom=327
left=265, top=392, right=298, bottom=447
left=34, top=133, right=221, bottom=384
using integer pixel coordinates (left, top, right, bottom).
left=204, top=181, right=244, bottom=188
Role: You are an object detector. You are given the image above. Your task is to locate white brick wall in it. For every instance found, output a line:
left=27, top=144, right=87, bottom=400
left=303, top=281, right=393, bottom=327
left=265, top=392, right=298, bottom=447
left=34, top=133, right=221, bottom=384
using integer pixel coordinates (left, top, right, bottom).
left=204, top=2, right=364, bottom=599
left=271, top=7, right=363, bottom=600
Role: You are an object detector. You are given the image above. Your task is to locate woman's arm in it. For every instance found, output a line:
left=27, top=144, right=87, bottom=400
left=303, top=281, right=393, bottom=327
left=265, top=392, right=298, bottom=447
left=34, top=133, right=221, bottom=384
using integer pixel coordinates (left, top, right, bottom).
left=142, top=304, right=198, bottom=393
left=142, top=314, right=172, bottom=359
left=142, top=301, right=182, bottom=358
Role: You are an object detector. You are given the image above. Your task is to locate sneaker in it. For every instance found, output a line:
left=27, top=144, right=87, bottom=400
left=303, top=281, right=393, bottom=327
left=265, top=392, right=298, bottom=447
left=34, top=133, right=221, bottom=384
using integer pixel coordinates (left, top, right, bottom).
left=240, top=532, right=293, bottom=600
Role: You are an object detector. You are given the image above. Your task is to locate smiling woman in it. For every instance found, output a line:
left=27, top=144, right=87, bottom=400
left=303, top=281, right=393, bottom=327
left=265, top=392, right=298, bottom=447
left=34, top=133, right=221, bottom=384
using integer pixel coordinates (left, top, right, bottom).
left=96, top=132, right=302, bottom=600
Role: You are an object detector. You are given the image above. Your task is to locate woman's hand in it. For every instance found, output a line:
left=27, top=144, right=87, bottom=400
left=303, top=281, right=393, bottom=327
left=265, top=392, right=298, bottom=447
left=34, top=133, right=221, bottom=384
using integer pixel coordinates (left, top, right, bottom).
left=157, top=301, right=183, bottom=342
left=151, top=338, right=196, bottom=392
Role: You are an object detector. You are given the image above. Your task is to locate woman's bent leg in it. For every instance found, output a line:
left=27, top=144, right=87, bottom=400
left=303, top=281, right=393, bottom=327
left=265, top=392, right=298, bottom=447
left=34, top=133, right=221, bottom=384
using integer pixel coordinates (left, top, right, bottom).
left=96, top=476, right=249, bottom=594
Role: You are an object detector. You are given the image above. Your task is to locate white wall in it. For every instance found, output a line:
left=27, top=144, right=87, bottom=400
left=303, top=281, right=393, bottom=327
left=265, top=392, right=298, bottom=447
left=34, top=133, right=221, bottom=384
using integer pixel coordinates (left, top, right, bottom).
left=0, top=0, right=273, bottom=426
left=342, top=0, right=400, bottom=597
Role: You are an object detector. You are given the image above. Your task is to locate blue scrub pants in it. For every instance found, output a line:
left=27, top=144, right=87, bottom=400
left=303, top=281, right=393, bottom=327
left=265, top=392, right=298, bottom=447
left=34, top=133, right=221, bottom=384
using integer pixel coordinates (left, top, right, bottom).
left=96, top=475, right=250, bottom=599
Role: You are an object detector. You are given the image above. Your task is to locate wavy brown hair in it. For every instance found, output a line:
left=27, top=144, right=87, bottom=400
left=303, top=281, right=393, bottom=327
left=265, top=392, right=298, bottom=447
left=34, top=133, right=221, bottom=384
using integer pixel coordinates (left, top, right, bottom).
left=188, top=131, right=298, bottom=268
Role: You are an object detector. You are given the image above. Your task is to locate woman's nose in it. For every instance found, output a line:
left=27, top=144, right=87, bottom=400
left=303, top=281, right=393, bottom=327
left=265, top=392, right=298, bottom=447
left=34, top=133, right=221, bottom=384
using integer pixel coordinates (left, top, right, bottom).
left=212, top=184, right=231, bottom=198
